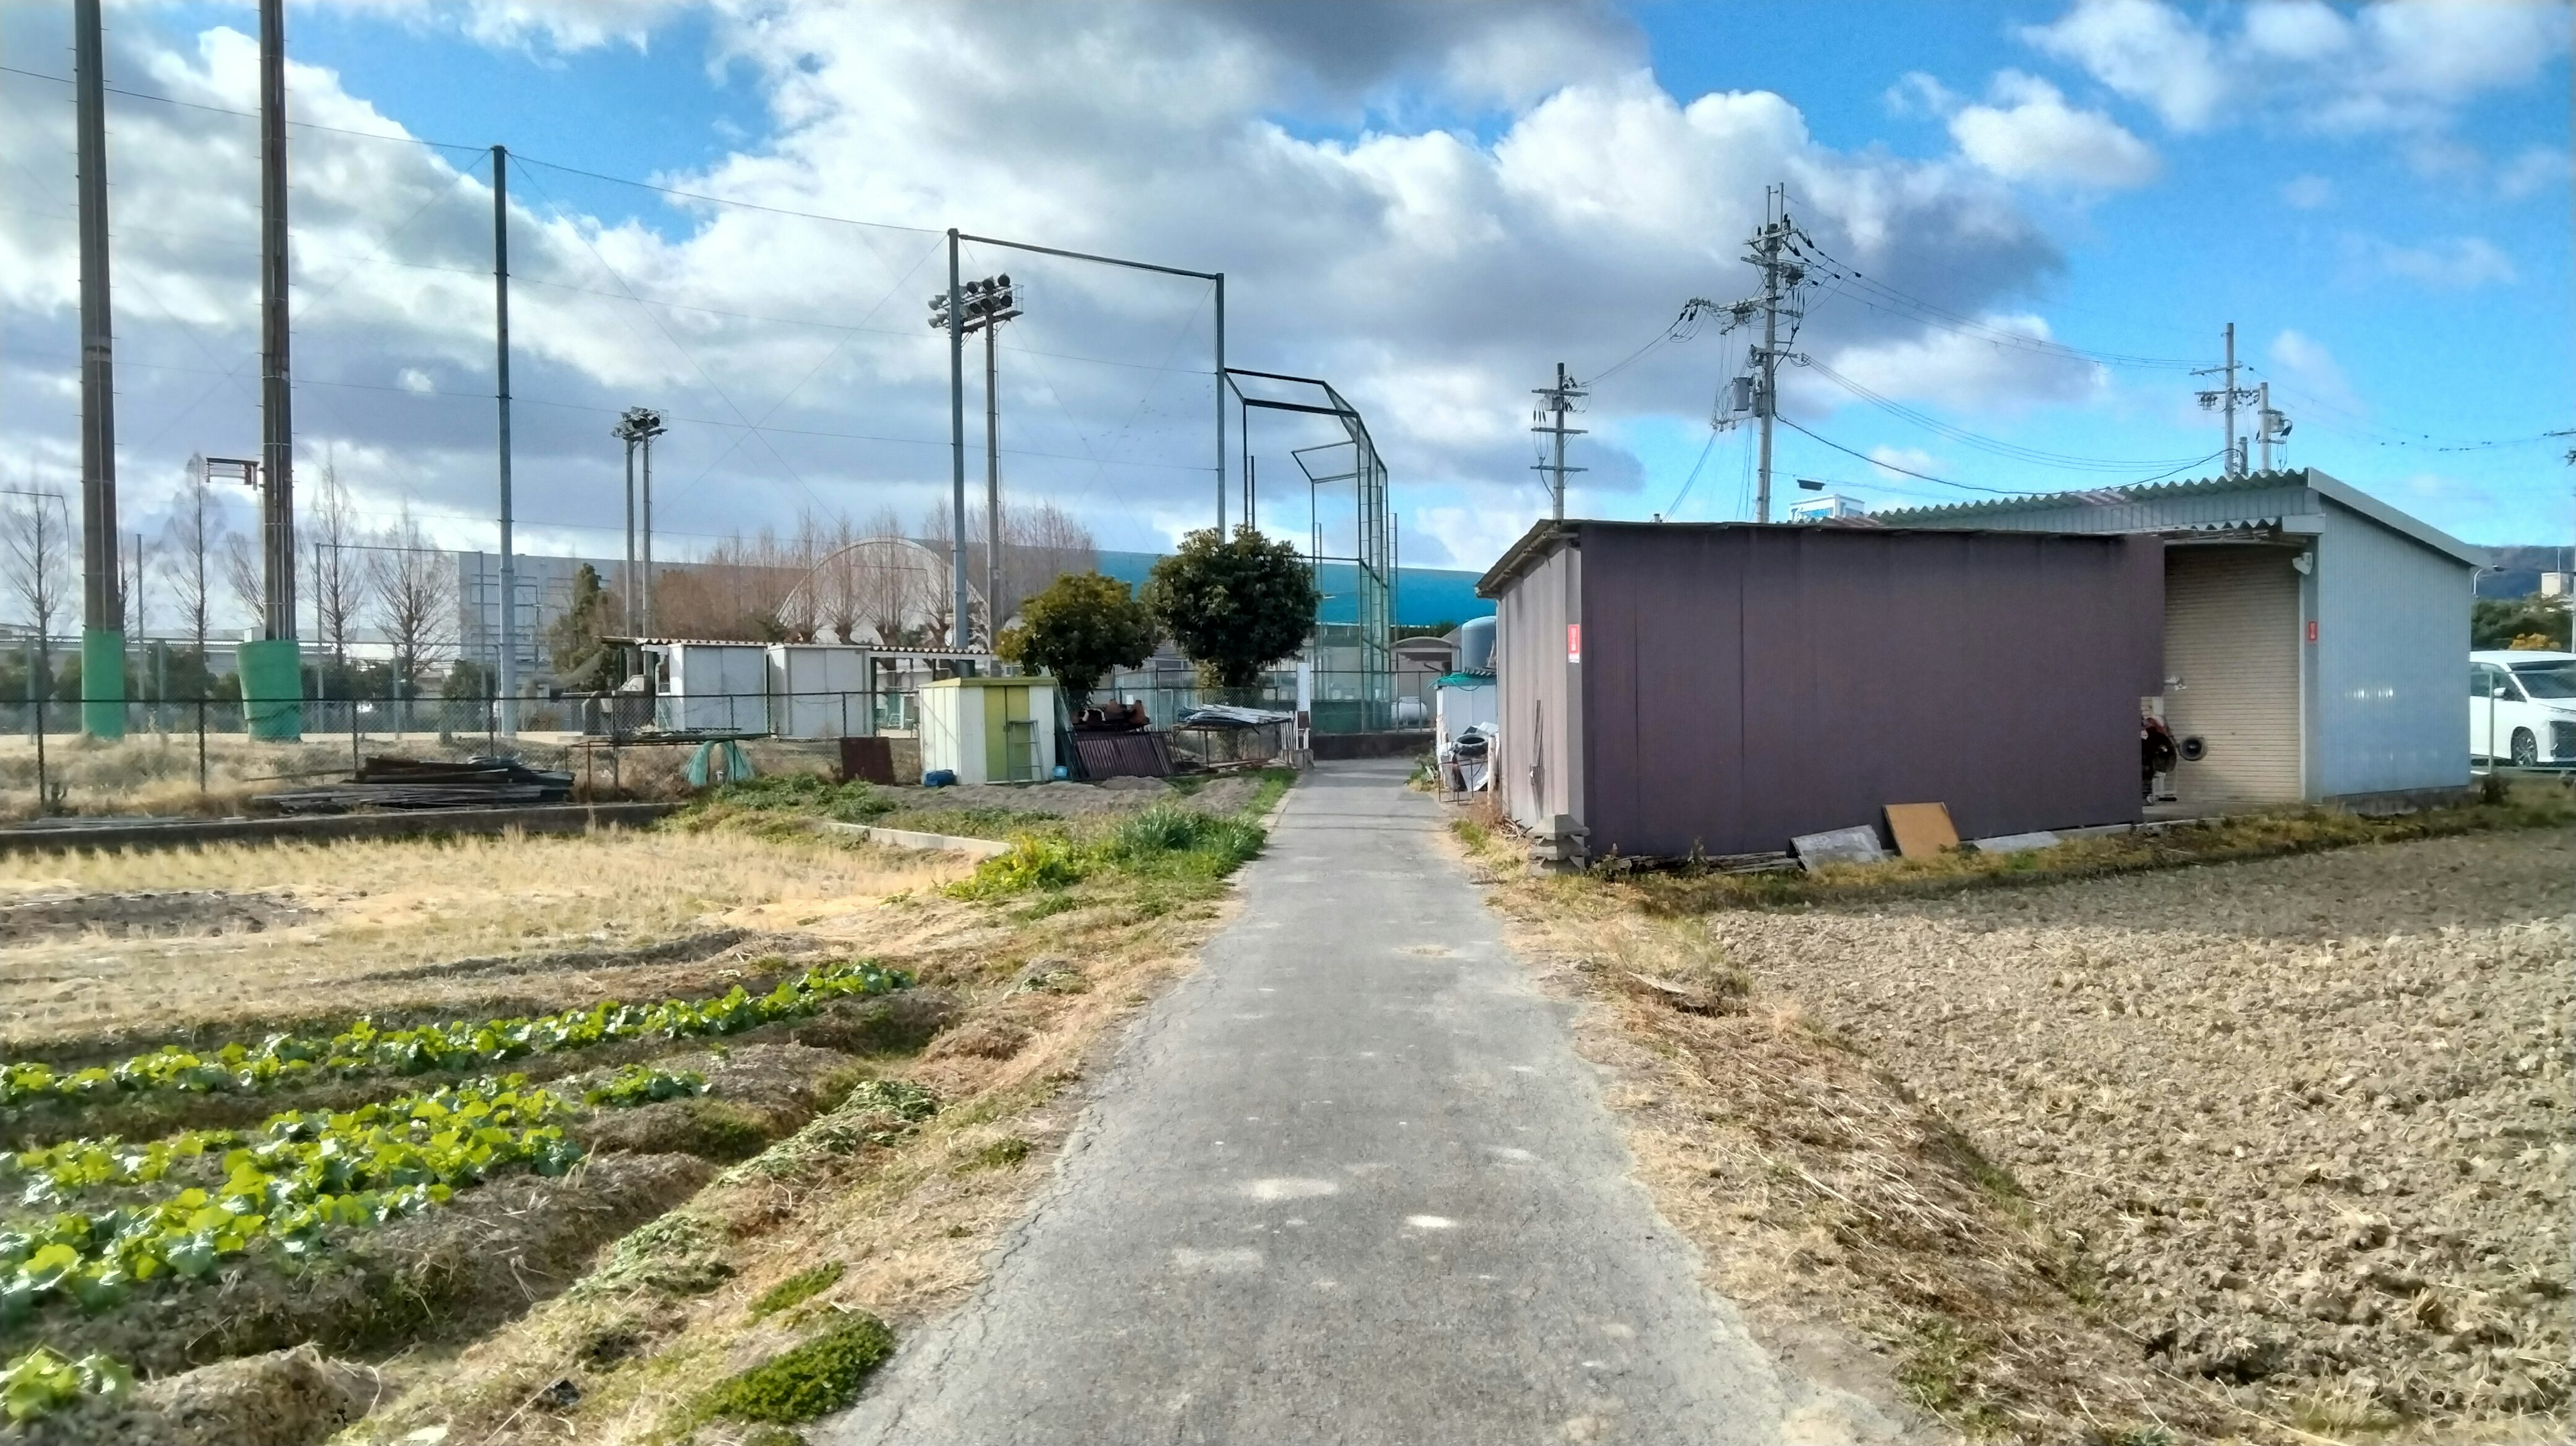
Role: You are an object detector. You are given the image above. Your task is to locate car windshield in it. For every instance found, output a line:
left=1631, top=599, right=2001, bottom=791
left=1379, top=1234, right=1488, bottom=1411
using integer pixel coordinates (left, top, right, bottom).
left=2512, top=663, right=2576, bottom=700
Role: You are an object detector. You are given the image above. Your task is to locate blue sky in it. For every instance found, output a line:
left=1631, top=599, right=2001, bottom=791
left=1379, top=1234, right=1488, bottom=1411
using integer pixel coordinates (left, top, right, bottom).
left=0, top=0, right=2565, bottom=621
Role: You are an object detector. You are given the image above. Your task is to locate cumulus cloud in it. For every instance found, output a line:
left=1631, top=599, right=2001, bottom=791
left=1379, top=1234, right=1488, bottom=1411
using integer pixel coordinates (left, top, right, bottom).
left=1812, top=315, right=2108, bottom=416
left=1947, top=72, right=2161, bottom=188
left=2024, top=0, right=2571, bottom=136
left=1, top=0, right=2082, bottom=589
left=2021, top=0, right=2229, bottom=131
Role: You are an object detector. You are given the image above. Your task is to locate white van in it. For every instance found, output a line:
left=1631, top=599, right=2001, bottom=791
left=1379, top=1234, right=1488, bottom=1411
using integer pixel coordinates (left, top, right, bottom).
left=2470, top=650, right=2576, bottom=767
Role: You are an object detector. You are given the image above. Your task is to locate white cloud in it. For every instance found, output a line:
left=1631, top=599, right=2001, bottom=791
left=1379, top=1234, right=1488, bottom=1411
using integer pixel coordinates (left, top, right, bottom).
left=0, top=2, right=2076, bottom=587
left=2266, top=329, right=2359, bottom=416
left=2023, top=0, right=2571, bottom=136
left=1408, top=504, right=1536, bottom=571
left=1884, top=71, right=1959, bottom=118
left=2021, top=0, right=2229, bottom=131
left=1867, top=445, right=1945, bottom=481
left=2279, top=173, right=2333, bottom=209
left=2498, top=146, right=2571, bottom=199
left=2361, top=235, right=2518, bottom=290
left=1815, top=315, right=2109, bottom=415
left=308, top=0, right=692, bottom=53
left=1948, top=72, right=2161, bottom=188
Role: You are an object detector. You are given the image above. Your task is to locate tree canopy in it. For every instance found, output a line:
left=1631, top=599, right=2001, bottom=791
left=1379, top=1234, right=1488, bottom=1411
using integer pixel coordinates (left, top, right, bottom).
left=1142, top=526, right=1318, bottom=689
left=998, top=571, right=1157, bottom=707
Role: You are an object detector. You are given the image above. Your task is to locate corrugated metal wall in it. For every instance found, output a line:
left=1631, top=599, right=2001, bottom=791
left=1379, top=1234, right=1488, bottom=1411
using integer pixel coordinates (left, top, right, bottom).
left=1565, top=524, right=2162, bottom=858
left=1494, top=541, right=1578, bottom=832
left=2162, top=546, right=2305, bottom=806
left=2314, top=502, right=2473, bottom=797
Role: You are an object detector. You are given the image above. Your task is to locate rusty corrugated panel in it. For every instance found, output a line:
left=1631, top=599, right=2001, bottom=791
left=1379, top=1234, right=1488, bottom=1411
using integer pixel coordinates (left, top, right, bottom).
left=1073, top=732, right=1174, bottom=779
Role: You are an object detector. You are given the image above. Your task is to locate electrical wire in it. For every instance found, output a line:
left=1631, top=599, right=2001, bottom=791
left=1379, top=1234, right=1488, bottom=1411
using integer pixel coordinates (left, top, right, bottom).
left=1798, top=357, right=2210, bottom=473
left=1777, top=415, right=2224, bottom=498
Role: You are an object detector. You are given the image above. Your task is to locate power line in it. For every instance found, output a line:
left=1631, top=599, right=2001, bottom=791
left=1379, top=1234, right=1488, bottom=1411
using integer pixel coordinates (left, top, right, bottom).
left=1799, top=357, right=2209, bottom=473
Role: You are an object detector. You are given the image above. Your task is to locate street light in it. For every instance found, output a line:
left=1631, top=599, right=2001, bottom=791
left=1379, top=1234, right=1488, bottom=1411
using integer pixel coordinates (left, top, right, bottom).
left=612, top=408, right=666, bottom=637
left=929, top=275, right=1021, bottom=642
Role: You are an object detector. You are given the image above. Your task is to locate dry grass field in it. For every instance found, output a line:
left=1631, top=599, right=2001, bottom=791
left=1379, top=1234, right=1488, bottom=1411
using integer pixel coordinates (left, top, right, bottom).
left=1464, top=804, right=2573, bottom=1445
left=0, top=827, right=971, bottom=1054
left=1, top=775, right=1291, bottom=1445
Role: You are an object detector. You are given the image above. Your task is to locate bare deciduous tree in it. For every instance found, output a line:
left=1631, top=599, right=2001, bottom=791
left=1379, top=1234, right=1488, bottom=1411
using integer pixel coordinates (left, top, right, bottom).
left=307, top=457, right=362, bottom=665
left=2, top=486, right=68, bottom=698
left=223, top=534, right=265, bottom=631
left=159, top=455, right=226, bottom=677
left=855, top=506, right=922, bottom=645
left=367, top=503, right=455, bottom=689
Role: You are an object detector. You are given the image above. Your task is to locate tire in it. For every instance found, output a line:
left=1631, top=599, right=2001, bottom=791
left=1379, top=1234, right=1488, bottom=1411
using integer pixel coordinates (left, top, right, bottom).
left=2511, top=728, right=2539, bottom=767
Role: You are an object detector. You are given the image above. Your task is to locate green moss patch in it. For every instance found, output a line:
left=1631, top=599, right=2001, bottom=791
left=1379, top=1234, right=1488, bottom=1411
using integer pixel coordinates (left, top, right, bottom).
left=748, top=1262, right=845, bottom=1321
left=698, top=1314, right=895, bottom=1425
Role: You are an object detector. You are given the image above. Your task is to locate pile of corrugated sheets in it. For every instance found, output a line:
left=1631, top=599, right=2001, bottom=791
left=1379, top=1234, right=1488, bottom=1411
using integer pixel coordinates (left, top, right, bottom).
left=256, top=756, right=575, bottom=814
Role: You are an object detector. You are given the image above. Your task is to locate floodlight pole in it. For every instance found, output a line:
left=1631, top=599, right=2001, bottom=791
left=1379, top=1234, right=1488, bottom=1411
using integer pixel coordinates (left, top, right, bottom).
left=947, top=229, right=969, bottom=651
left=493, top=144, right=518, bottom=734
left=74, top=0, right=125, bottom=738
left=1214, top=274, right=1226, bottom=535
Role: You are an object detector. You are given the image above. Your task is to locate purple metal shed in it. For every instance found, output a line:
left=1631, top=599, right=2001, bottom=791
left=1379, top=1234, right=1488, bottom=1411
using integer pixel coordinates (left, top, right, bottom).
left=1477, top=521, right=2165, bottom=860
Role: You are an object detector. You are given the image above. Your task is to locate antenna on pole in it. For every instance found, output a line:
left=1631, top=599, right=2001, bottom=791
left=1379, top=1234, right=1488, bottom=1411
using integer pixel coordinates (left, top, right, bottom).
left=1532, top=363, right=1587, bottom=522
left=2194, top=322, right=2259, bottom=478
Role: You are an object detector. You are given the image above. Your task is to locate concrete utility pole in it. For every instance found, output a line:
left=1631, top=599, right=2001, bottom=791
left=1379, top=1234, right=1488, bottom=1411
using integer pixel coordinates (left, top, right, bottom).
left=1530, top=364, right=1587, bottom=522
left=492, top=144, right=518, bottom=733
left=73, top=0, right=125, bottom=738
left=1708, top=186, right=1811, bottom=522
left=614, top=407, right=665, bottom=636
left=2194, top=322, right=2259, bottom=478
left=2254, top=382, right=2292, bottom=473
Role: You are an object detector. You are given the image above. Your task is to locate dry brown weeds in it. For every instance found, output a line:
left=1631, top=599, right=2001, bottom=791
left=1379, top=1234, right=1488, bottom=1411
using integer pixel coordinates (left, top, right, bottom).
left=0, top=827, right=970, bottom=1052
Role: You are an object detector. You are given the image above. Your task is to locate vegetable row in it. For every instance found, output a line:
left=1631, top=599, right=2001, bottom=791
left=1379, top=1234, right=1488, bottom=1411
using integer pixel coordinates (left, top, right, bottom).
left=0, top=1068, right=703, bottom=1322
left=0, top=960, right=907, bottom=1108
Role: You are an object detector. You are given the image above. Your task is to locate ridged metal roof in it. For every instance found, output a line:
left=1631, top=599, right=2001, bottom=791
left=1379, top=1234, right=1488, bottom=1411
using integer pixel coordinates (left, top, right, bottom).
left=1872, top=467, right=2484, bottom=567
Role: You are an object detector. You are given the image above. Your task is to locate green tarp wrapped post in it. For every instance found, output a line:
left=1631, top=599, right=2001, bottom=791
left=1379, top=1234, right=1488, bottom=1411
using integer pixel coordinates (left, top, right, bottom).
left=237, top=636, right=304, bottom=741
left=80, top=627, right=125, bottom=739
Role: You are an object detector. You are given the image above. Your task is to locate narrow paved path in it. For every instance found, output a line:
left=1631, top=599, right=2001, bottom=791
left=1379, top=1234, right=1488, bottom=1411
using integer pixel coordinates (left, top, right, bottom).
left=835, top=762, right=1827, bottom=1445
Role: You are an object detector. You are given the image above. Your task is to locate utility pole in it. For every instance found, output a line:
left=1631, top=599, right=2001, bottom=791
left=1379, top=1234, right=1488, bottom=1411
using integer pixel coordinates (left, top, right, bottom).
left=614, top=408, right=665, bottom=637
left=2254, top=382, right=2292, bottom=473
left=1706, top=186, right=1812, bottom=521
left=492, top=144, right=518, bottom=733
left=73, top=0, right=125, bottom=739
left=1531, top=363, right=1587, bottom=522
left=2194, top=323, right=2259, bottom=478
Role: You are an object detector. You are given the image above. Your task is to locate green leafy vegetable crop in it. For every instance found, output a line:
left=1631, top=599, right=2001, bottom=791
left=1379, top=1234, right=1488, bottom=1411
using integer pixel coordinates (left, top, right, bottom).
left=0, top=1074, right=592, bottom=1321
left=582, top=1066, right=709, bottom=1108
left=0, top=960, right=909, bottom=1109
left=1, top=1346, right=132, bottom=1423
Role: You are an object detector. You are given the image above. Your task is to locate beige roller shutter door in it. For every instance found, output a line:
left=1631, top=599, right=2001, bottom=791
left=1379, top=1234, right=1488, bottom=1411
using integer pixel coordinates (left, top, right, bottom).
left=2163, top=548, right=2302, bottom=806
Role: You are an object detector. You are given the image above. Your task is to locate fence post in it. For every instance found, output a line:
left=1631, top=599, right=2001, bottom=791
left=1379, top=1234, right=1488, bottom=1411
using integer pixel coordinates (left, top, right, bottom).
left=196, top=694, right=207, bottom=791
left=33, top=691, right=46, bottom=816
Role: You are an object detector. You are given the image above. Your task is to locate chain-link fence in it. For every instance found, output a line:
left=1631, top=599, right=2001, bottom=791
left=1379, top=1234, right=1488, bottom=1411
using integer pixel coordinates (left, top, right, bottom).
left=0, top=673, right=1386, bottom=818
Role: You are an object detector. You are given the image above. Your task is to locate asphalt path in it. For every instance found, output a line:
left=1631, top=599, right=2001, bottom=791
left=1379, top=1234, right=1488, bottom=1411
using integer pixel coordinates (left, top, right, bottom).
left=833, top=761, right=1874, bottom=1445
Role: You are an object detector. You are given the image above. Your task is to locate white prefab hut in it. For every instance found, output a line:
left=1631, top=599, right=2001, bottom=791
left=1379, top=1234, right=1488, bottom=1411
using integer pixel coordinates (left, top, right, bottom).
left=767, top=644, right=871, bottom=739
left=644, top=641, right=771, bottom=732
left=918, top=677, right=1059, bottom=785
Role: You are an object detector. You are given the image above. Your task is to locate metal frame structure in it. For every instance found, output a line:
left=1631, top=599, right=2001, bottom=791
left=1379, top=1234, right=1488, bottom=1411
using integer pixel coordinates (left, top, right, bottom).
left=1226, top=368, right=1393, bottom=731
